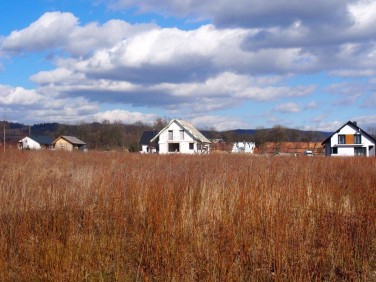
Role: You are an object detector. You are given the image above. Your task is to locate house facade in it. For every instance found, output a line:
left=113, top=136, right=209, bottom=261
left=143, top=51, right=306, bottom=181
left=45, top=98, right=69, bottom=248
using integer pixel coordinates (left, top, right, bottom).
left=151, top=119, right=211, bottom=154
left=53, top=136, right=87, bottom=152
left=322, top=121, right=375, bottom=157
left=18, top=135, right=54, bottom=150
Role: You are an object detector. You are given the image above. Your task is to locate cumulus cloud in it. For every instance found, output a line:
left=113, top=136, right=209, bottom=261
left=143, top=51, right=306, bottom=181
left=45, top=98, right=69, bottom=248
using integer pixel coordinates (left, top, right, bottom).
left=108, top=0, right=353, bottom=28
left=0, top=84, right=98, bottom=124
left=189, top=115, right=249, bottom=131
left=0, top=85, right=43, bottom=105
left=2, top=2, right=376, bottom=129
left=31, top=69, right=314, bottom=115
left=93, top=109, right=158, bottom=124
left=1, top=12, right=157, bottom=57
left=352, top=114, right=376, bottom=128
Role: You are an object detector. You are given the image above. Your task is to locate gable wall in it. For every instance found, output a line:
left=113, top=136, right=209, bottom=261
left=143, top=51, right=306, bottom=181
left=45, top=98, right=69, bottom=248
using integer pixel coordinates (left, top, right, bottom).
left=54, top=138, right=74, bottom=151
left=19, top=137, right=41, bottom=150
left=158, top=121, right=197, bottom=154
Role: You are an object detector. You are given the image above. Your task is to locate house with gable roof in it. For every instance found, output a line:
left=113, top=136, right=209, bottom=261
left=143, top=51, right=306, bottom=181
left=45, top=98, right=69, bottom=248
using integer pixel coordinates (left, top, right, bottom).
left=322, top=121, right=375, bottom=157
left=150, top=119, right=211, bottom=154
left=139, top=130, right=159, bottom=153
left=53, top=135, right=87, bottom=152
left=18, top=135, right=54, bottom=150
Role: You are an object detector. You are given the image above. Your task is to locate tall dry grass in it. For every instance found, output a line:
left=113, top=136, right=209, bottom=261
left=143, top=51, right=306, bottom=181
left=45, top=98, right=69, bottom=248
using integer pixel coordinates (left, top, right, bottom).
left=0, top=150, right=375, bottom=281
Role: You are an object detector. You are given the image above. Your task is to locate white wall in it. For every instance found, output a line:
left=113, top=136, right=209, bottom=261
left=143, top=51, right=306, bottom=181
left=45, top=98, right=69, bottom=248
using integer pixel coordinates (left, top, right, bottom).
left=158, top=121, right=197, bottom=154
left=19, top=137, right=41, bottom=150
left=141, top=145, right=157, bottom=154
left=232, top=142, right=255, bottom=153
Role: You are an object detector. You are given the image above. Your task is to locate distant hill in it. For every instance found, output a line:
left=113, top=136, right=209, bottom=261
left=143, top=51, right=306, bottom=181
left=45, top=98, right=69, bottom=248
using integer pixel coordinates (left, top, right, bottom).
left=202, top=127, right=332, bottom=143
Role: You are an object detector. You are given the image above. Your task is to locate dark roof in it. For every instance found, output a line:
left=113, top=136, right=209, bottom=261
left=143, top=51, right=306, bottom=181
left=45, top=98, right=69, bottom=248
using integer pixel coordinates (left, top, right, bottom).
left=53, top=135, right=86, bottom=145
left=29, top=135, right=54, bottom=145
left=322, top=120, right=376, bottom=145
left=139, top=130, right=158, bottom=145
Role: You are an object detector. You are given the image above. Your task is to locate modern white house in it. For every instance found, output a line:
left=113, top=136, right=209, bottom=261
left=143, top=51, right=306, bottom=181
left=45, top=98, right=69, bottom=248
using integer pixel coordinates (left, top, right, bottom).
left=231, top=142, right=256, bottom=153
left=322, top=121, right=376, bottom=157
left=18, top=135, right=54, bottom=150
left=150, top=119, right=211, bottom=154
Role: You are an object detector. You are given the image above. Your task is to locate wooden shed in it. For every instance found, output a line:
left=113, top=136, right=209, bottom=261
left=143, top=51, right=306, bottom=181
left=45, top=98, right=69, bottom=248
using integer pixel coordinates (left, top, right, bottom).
left=53, top=135, right=87, bottom=152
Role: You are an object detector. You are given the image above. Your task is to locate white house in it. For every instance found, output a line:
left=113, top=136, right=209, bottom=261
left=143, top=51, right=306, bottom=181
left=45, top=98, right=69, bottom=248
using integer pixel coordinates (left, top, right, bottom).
left=18, top=135, right=54, bottom=150
left=322, top=121, right=376, bottom=157
left=139, top=130, right=158, bottom=153
left=150, top=119, right=211, bottom=154
left=232, top=142, right=256, bottom=153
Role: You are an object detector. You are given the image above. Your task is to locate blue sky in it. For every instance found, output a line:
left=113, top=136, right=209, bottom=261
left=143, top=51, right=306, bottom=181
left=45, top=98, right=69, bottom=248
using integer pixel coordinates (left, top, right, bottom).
left=1, top=0, right=376, bottom=131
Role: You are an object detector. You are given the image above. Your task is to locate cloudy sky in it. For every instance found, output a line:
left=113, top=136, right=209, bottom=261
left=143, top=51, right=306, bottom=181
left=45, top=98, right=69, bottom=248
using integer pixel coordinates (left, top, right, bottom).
left=1, top=0, right=376, bottom=131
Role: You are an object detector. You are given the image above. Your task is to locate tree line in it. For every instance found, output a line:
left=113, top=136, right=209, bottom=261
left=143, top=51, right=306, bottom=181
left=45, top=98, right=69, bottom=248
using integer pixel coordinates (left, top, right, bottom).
left=3, top=119, right=376, bottom=152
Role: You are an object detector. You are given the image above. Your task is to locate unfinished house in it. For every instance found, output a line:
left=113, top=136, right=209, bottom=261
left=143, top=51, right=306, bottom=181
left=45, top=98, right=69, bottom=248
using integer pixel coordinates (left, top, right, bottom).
left=151, top=119, right=211, bottom=154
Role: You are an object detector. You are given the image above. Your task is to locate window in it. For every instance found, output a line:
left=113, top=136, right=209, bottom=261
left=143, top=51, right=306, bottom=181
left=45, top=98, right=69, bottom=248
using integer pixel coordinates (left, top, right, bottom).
left=354, top=147, right=366, bottom=156
left=354, top=134, right=361, bottom=144
left=331, top=147, right=338, bottom=154
left=189, top=143, right=194, bottom=150
left=180, top=130, right=184, bottom=140
left=338, top=135, right=346, bottom=144
left=168, top=130, right=173, bottom=140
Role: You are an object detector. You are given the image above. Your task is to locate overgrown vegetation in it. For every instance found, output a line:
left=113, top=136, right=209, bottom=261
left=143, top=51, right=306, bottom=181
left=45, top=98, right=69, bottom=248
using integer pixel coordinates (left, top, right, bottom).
left=0, top=150, right=375, bottom=280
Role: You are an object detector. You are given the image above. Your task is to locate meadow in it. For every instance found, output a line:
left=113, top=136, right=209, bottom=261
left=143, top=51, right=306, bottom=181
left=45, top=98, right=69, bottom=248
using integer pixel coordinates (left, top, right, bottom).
left=0, top=150, right=375, bottom=281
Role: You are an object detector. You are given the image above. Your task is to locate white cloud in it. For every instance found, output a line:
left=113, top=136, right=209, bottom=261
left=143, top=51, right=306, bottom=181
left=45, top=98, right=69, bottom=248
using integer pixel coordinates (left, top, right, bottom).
left=0, top=84, right=98, bottom=124
left=31, top=70, right=313, bottom=115
left=1, top=12, right=78, bottom=54
left=93, top=109, right=158, bottom=124
left=1, top=12, right=158, bottom=57
left=352, top=114, right=376, bottom=128
left=190, top=115, right=249, bottom=131
left=274, top=102, right=301, bottom=113
left=1, top=3, right=376, bottom=129
left=0, top=85, right=43, bottom=105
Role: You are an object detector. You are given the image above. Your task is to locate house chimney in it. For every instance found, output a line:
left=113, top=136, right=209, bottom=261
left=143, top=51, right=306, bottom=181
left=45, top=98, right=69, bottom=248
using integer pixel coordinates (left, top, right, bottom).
left=353, top=121, right=357, bottom=126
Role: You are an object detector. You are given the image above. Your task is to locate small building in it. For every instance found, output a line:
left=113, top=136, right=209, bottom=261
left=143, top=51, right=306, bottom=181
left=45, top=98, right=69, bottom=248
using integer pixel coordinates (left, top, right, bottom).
left=139, top=130, right=158, bottom=153
left=18, top=135, right=54, bottom=150
left=53, top=135, right=87, bottom=152
left=151, top=119, right=211, bottom=154
left=232, top=142, right=256, bottom=153
left=322, top=121, right=375, bottom=157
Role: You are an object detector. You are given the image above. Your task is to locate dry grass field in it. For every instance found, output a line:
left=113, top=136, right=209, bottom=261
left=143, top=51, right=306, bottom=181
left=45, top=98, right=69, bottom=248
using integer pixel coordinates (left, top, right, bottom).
left=0, top=150, right=375, bottom=281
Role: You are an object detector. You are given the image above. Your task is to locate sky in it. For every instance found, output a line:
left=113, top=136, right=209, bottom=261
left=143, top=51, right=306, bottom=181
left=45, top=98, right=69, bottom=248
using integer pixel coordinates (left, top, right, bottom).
left=1, top=0, right=376, bottom=131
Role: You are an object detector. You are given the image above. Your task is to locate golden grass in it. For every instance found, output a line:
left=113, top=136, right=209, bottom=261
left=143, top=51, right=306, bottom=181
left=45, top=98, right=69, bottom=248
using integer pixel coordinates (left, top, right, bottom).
left=0, top=150, right=375, bottom=281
